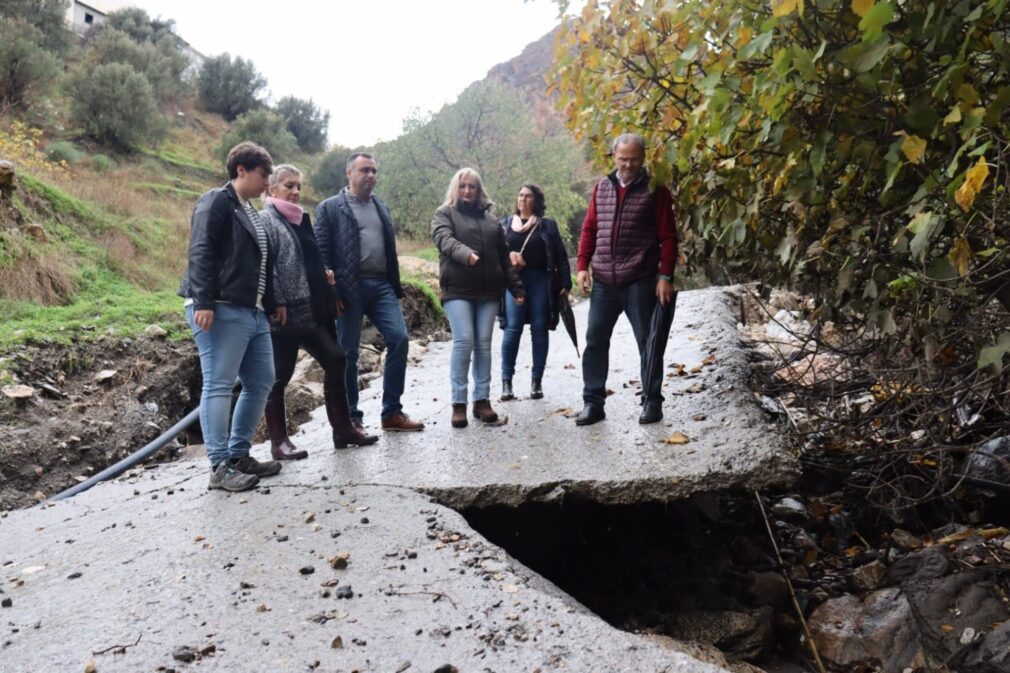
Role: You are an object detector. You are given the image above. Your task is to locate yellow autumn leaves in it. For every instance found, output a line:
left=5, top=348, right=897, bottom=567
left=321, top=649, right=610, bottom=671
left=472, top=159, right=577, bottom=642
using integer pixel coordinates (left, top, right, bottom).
left=893, top=131, right=989, bottom=213
left=772, top=0, right=870, bottom=17
left=771, top=0, right=804, bottom=16
left=898, top=133, right=927, bottom=165
left=955, top=157, right=990, bottom=212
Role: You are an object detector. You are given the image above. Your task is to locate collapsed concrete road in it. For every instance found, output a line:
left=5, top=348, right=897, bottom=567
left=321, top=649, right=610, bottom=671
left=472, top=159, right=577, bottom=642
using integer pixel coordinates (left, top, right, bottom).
left=0, top=286, right=795, bottom=672
left=295, top=285, right=797, bottom=508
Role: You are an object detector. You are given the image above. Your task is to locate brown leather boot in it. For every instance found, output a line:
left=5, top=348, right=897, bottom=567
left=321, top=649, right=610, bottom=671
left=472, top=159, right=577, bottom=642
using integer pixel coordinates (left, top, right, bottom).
left=264, top=390, right=308, bottom=460
left=451, top=403, right=468, bottom=428
left=472, top=399, right=499, bottom=423
left=326, top=385, right=378, bottom=449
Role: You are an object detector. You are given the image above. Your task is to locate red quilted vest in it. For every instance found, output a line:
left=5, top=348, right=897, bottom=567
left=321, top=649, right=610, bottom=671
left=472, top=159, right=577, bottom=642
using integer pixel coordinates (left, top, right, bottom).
left=592, top=172, right=659, bottom=286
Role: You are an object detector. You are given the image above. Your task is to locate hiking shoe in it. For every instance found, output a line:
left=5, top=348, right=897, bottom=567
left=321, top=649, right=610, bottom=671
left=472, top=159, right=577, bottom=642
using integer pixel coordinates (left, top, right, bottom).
left=381, top=411, right=425, bottom=432
left=232, top=454, right=282, bottom=478
left=208, top=462, right=260, bottom=492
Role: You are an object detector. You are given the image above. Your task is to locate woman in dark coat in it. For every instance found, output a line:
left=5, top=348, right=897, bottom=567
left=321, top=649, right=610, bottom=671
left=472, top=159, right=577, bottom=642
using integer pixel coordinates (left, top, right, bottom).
left=260, top=164, right=377, bottom=457
left=431, top=167, right=525, bottom=429
left=499, top=183, right=571, bottom=400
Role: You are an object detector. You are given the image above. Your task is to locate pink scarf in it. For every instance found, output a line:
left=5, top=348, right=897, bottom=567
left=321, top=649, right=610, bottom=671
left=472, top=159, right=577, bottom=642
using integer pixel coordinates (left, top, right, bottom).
left=267, top=197, right=304, bottom=225
left=510, top=214, right=540, bottom=234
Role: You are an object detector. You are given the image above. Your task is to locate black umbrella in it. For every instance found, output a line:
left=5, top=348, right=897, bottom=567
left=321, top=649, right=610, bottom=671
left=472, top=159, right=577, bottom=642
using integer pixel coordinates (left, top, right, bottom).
left=642, top=291, right=679, bottom=398
left=559, top=298, right=580, bottom=358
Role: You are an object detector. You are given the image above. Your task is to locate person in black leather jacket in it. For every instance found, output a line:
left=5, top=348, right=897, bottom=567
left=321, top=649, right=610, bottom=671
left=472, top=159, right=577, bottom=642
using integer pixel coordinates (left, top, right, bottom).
left=178, top=141, right=285, bottom=493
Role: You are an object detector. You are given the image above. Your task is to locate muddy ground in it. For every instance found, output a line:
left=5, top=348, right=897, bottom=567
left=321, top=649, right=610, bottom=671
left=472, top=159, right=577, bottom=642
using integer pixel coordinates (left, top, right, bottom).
left=0, top=284, right=446, bottom=510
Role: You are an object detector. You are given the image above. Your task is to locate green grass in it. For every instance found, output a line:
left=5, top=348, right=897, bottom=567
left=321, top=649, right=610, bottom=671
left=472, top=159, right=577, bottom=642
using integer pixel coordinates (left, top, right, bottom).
left=406, top=245, right=440, bottom=262
left=0, top=266, right=186, bottom=345
left=19, top=173, right=100, bottom=224
left=140, top=147, right=219, bottom=180
left=137, top=182, right=203, bottom=199
left=402, top=274, right=443, bottom=317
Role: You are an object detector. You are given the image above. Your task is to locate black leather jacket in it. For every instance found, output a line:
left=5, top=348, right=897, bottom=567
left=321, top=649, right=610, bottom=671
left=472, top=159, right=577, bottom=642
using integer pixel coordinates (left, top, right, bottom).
left=178, top=183, right=278, bottom=311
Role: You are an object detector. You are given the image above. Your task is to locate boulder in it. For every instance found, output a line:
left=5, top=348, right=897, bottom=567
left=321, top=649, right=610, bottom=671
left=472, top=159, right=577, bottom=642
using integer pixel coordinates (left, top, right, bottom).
left=850, top=560, right=886, bottom=592
left=890, top=528, right=923, bottom=551
left=771, top=497, right=808, bottom=524
left=2, top=384, right=35, bottom=400
left=667, top=608, right=775, bottom=661
left=904, top=568, right=1010, bottom=673
left=142, top=324, right=168, bottom=338
left=808, top=588, right=927, bottom=670
left=964, top=436, right=1010, bottom=493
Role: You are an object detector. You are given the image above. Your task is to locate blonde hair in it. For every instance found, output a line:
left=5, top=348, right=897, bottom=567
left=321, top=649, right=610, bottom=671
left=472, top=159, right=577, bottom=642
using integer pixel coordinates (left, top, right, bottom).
left=441, top=167, right=494, bottom=211
left=268, top=164, right=302, bottom=192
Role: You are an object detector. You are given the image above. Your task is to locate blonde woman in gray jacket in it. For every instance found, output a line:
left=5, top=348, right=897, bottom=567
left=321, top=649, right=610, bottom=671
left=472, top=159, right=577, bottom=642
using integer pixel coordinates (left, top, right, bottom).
left=431, top=168, right=524, bottom=430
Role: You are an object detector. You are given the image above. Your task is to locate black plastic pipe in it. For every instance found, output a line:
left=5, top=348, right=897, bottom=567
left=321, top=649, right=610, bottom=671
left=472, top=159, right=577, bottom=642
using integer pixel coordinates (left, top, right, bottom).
left=47, top=407, right=200, bottom=502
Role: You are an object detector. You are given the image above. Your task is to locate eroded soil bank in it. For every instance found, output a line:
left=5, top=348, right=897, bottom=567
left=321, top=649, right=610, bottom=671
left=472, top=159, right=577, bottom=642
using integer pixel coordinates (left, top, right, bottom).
left=0, top=284, right=446, bottom=509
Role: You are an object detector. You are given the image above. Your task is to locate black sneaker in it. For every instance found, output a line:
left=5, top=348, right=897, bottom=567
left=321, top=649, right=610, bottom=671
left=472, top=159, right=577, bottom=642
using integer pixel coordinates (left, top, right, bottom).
left=208, top=462, right=259, bottom=492
left=232, top=455, right=282, bottom=478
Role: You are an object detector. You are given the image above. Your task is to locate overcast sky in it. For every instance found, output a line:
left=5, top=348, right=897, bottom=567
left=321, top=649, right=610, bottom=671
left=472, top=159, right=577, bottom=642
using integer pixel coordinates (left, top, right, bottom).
left=99, top=0, right=563, bottom=148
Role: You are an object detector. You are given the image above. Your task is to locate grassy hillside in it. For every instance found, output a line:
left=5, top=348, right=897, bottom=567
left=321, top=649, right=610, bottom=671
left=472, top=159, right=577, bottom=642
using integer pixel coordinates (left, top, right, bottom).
left=0, top=110, right=230, bottom=346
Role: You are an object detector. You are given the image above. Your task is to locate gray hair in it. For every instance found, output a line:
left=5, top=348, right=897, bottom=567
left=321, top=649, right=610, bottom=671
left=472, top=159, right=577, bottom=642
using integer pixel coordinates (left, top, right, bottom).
left=441, top=167, right=494, bottom=211
left=346, top=152, right=377, bottom=171
left=611, top=133, right=646, bottom=156
left=268, top=164, right=302, bottom=187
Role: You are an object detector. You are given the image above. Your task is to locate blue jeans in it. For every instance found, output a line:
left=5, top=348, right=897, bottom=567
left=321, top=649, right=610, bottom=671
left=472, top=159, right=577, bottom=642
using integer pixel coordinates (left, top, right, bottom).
left=582, top=276, right=660, bottom=408
left=186, top=303, right=275, bottom=467
left=337, top=277, right=409, bottom=420
left=501, top=269, right=550, bottom=380
left=444, top=298, right=499, bottom=404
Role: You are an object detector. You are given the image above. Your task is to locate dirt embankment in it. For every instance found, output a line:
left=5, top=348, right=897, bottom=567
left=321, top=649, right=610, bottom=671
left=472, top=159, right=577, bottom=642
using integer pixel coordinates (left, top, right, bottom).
left=0, top=284, right=446, bottom=510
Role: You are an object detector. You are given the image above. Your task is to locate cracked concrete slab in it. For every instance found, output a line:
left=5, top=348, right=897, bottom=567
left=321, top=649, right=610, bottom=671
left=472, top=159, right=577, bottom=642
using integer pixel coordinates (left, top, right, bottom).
left=283, top=285, right=797, bottom=508
left=0, top=285, right=792, bottom=672
left=2, top=471, right=731, bottom=672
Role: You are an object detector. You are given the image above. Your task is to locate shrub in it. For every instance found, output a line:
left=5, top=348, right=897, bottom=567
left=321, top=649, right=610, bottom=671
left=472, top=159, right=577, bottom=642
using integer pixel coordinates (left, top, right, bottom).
left=310, top=146, right=353, bottom=196
left=45, top=141, right=86, bottom=165
left=275, top=96, right=330, bottom=154
left=86, top=28, right=191, bottom=103
left=66, top=63, right=162, bottom=150
left=197, top=54, right=265, bottom=121
left=97, top=8, right=176, bottom=44
left=0, top=0, right=69, bottom=55
left=0, top=19, right=60, bottom=113
left=218, top=109, right=297, bottom=163
left=91, top=154, right=116, bottom=171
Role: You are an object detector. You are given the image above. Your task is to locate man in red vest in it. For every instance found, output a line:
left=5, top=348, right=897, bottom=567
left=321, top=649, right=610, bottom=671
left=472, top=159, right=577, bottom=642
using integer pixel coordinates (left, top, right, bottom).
left=575, top=133, right=678, bottom=426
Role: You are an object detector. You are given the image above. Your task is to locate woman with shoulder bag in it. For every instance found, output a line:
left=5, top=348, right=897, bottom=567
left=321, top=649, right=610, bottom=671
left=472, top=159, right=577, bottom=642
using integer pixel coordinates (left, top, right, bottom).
left=499, top=183, right=571, bottom=401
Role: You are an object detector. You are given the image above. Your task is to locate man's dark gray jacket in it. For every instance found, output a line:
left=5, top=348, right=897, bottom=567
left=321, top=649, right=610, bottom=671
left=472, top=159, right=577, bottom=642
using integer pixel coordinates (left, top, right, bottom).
left=314, top=190, right=403, bottom=305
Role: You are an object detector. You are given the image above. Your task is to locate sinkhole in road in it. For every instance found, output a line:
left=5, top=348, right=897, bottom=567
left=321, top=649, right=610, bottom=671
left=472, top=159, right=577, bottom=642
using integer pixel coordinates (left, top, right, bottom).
left=460, top=494, right=805, bottom=667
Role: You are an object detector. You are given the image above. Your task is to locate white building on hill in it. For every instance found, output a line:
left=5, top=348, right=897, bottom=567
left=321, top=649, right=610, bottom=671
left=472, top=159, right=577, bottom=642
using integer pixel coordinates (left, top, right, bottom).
left=67, top=0, right=109, bottom=37
left=63, top=1, right=204, bottom=72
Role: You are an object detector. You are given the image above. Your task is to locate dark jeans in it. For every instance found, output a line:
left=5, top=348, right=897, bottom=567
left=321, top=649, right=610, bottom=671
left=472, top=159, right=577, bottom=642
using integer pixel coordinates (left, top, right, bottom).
left=501, top=268, right=550, bottom=380
left=582, top=275, right=661, bottom=407
left=270, top=325, right=347, bottom=406
left=336, top=277, right=409, bottom=420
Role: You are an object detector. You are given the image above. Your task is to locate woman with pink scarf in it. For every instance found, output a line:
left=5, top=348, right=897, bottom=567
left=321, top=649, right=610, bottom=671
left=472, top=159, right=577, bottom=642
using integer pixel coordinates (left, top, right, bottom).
left=260, top=164, right=377, bottom=457
left=498, top=183, right=571, bottom=401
